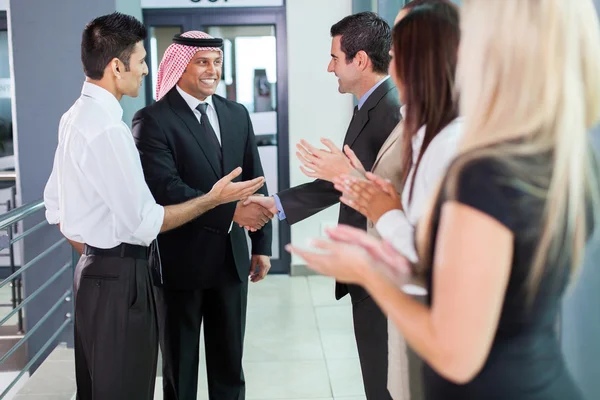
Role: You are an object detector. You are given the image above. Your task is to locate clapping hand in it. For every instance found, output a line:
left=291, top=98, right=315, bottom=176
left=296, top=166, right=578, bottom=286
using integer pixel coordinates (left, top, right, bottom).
left=333, top=172, right=402, bottom=223
left=325, top=225, right=412, bottom=283
left=286, top=224, right=412, bottom=286
left=296, top=139, right=360, bottom=183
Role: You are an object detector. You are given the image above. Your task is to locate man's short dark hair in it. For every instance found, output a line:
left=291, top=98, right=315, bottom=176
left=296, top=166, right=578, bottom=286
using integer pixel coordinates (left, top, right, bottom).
left=330, top=12, right=392, bottom=74
left=81, top=12, right=147, bottom=80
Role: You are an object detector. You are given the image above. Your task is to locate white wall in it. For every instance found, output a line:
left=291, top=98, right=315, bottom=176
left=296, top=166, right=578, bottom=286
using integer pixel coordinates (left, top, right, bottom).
left=286, top=0, right=354, bottom=266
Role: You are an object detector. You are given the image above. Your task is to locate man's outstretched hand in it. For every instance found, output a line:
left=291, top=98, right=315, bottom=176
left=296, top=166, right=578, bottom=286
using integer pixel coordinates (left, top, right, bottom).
left=209, top=167, right=265, bottom=205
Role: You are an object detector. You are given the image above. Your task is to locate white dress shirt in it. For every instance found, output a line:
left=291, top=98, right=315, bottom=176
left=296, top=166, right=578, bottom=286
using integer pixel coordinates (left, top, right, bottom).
left=176, top=85, right=222, bottom=144
left=43, top=82, right=164, bottom=248
left=176, top=85, right=235, bottom=232
left=376, top=117, right=464, bottom=263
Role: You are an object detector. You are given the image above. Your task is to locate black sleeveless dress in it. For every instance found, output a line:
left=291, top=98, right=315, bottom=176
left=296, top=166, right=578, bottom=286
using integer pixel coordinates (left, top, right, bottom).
left=422, top=155, right=586, bottom=400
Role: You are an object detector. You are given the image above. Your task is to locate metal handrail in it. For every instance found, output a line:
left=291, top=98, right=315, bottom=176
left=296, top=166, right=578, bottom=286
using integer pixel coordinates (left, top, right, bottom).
left=0, top=200, right=44, bottom=231
left=0, top=317, right=71, bottom=399
left=0, top=290, right=71, bottom=365
left=0, top=197, right=76, bottom=399
left=0, top=171, right=16, bottom=182
left=0, top=238, right=66, bottom=289
left=9, top=220, right=47, bottom=246
left=0, top=262, right=71, bottom=327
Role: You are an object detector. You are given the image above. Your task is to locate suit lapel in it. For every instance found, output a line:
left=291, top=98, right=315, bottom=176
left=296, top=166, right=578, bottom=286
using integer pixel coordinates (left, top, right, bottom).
left=212, top=96, right=243, bottom=178
left=372, top=121, right=403, bottom=171
left=343, top=108, right=369, bottom=148
left=167, top=89, right=222, bottom=178
left=344, top=78, right=397, bottom=148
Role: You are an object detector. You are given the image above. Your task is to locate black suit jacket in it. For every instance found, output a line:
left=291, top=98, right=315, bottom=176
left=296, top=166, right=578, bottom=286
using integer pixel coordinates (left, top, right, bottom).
left=277, top=78, right=401, bottom=302
left=132, top=88, right=272, bottom=290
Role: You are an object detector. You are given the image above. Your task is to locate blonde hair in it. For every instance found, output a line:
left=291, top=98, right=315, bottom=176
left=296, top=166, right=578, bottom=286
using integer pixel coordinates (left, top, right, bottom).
left=417, top=0, right=600, bottom=297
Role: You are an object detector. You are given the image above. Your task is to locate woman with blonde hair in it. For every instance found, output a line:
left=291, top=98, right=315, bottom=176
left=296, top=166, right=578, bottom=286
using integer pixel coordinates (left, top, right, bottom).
left=288, top=0, right=600, bottom=398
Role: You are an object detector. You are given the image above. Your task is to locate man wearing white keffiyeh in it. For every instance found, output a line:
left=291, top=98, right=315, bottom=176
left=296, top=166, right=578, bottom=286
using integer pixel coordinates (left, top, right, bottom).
left=132, top=30, right=273, bottom=400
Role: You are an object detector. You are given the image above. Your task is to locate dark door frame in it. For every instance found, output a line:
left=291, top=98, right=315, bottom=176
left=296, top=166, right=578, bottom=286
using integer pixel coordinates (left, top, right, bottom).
left=142, top=6, right=291, bottom=274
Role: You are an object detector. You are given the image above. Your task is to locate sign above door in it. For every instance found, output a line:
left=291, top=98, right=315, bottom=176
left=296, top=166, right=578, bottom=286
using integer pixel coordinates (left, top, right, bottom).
left=141, top=0, right=284, bottom=8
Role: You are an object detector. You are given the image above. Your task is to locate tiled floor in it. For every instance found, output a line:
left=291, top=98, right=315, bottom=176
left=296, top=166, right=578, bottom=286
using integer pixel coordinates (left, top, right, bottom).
left=12, top=275, right=366, bottom=400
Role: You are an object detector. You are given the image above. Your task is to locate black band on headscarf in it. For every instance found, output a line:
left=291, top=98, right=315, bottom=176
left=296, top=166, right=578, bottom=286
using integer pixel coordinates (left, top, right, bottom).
left=172, top=34, right=224, bottom=48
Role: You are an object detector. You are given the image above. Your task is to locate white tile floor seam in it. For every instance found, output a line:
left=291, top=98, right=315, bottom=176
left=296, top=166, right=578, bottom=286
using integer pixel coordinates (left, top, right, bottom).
left=11, top=276, right=366, bottom=400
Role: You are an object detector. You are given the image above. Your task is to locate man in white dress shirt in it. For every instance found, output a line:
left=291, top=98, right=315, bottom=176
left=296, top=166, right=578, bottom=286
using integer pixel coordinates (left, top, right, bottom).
left=43, top=13, right=264, bottom=400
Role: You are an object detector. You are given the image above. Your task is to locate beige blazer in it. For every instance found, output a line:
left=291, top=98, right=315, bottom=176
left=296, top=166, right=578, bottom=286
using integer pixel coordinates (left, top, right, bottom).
left=368, top=121, right=424, bottom=400
left=367, top=121, right=404, bottom=237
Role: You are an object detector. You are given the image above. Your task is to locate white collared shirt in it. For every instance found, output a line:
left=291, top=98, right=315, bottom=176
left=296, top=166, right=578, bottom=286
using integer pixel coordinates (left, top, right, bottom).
left=43, top=82, right=164, bottom=248
left=375, top=117, right=464, bottom=262
left=176, top=85, right=222, bottom=145
left=175, top=85, right=234, bottom=232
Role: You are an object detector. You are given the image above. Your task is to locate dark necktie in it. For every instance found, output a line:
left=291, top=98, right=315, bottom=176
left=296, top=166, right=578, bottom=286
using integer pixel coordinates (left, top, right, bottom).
left=350, top=105, right=359, bottom=122
left=196, top=103, right=223, bottom=168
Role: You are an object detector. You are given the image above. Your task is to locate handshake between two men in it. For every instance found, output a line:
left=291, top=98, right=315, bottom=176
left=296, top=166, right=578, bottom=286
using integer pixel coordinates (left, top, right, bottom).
left=206, top=167, right=275, bottom=283
left=205, top=166, right=275, bottom=231
left=235, top=136, right=401, bottom=233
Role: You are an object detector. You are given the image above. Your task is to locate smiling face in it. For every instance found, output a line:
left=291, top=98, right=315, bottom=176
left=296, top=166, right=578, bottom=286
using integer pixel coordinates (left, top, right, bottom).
left=177, top=50, right=223, bottom=101
left=327, top=35, right=361, bottom=95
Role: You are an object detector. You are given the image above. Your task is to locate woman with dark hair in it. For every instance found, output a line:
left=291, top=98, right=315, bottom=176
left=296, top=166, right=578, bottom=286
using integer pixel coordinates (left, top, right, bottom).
left=292, top=2, right=460, bottom=399
left=354, top=6, right=461, bottom=400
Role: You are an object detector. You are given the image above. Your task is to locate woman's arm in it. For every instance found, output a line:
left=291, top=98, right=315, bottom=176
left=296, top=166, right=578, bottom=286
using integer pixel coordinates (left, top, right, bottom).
left=364, top=202, right=513, bottom=383
left=288, top=203, right=512, bottom=383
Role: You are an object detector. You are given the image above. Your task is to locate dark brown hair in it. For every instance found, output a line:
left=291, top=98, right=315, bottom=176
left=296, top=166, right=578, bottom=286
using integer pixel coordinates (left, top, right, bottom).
left=330, top=12, right=392, bottom=74
left=394, top=3, right=460, bottom=202
left=402, top=0, right=458, bottom=12
left=82, top=12, right=147, bottom=80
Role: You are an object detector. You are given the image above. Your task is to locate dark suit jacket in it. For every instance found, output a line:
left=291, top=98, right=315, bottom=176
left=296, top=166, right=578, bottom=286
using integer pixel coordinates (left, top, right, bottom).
left=277, top=78, right=401, bottom=302
left=132, top=87, right=272, bottom=290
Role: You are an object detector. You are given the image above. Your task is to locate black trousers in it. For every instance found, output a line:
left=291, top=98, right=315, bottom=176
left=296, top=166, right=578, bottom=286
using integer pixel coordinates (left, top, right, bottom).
left=352, top=295, right=393, bottom=400
left=73, top=251, right=158, bottom=400
left=157, top=274, right=248, bottom=400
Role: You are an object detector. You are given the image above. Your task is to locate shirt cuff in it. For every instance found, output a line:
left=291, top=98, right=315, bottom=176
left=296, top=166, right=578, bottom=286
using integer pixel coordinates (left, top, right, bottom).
left=273, top=194, right=287, bottom=221
left=376, top=209, right=405, bottom=238
left=132, top=203, right=165, bottom=246
left=376, top=209, right=418, bottom=263
left=45, top=209, right=60, bottom=225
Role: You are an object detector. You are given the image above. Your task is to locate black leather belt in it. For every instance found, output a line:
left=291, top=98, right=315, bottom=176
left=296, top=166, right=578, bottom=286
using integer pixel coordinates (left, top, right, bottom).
left=83, top=243, right=149, bottom=260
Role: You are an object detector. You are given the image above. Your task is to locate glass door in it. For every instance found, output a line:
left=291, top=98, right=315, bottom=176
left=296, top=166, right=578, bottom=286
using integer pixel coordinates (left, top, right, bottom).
left=205, top=24, right=280, bottom=261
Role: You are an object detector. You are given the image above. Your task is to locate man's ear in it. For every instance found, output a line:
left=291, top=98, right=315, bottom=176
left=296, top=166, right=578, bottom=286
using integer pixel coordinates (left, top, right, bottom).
left=109, top=58, right=123, bottom=78
left=355, top=50, right=370, bottom=72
